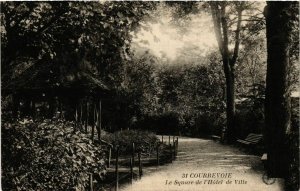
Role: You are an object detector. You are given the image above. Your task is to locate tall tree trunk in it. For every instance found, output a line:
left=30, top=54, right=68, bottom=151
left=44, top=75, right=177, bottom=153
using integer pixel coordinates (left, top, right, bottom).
left=210, top=2, right=242, bottom=143
left=224, top=64, right=236, bottom=143
left=264, top=2, right=296, bottom=178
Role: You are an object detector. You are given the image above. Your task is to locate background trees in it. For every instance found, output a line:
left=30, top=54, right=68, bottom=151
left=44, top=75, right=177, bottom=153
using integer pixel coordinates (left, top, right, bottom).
left=124, top=47, right=226, bottom=136
left=209, top=2, right=265, bottom=143
left=163, top=1, right=266, bottom=143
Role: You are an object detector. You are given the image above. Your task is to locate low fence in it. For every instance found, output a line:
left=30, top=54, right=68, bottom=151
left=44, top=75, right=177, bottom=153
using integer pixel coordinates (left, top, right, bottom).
left=72, top=106, right=180, bottom=191
left=60, top=105, right=180, bottom=191
left=89, top=135, right=179, bottom=191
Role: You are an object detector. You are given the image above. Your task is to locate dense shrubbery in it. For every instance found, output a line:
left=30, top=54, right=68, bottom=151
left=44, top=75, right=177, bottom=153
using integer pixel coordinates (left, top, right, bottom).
left=136, top=113, right=179, bottom=135
left=286, top=128, right=299, bottom=191
left=103, top=129, right=159, bottom=156
left=2, top=118, right=106, bottom=191
left=285, top=98, right=299, bottom=191
left=235, top=98, right=265, bottom=138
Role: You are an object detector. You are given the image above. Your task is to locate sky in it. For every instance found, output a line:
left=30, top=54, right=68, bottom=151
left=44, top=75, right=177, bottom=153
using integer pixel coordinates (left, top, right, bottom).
left=131, top=2, right=266, bottom=62
left=131, top=5, right=217, bottom=61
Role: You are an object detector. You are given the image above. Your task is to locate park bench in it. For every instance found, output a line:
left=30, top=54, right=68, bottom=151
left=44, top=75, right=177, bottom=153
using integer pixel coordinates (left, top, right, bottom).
left=260, top=153, right=277, bottom=185
left=237, top=133, right=263, bottom=146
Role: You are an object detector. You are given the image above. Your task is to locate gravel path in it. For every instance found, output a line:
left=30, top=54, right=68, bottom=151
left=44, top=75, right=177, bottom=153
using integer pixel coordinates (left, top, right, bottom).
left=120, top=136, right=284, bottom=191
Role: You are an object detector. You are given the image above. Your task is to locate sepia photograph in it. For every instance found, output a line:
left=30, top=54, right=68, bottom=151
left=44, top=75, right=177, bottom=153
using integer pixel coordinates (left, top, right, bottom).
left=1, top=1, right=299, bottom=191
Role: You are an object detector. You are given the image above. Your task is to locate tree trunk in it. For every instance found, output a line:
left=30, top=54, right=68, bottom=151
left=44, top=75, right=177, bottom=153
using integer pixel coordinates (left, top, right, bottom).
left=224, top=65, right=236, bottom=143
left=210, top=3, right=243, bottom=144
left=264, top=2, right=296, bottom=178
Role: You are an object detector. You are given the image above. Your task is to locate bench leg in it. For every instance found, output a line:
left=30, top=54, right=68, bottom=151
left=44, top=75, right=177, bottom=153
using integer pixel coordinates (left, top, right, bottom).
left=237, top=143, right=246, bottom=151
left=262, top=172, right=276, bottom=185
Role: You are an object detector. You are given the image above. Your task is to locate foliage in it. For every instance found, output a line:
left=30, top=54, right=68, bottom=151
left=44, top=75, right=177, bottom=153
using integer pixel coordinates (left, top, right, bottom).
left=235, top=98, right=264, bottom=138
left=121, top=52, right=159, bottom=118
left=103, top=129, right=159, bottom=156
left=233, top=34, right=266, bottom=138
left=2, top=118, right=106, bottom=191
left=1, top=1, right=157, bottom=89
left=1, top=1, right=158, bottom=132
left=155, top=53, right=225, bottom=135
left=136, top=112, right=180, bottom=135
left=286, top=98, right=299, bottom=191
left=235, top=33, right=267, bottom=98
left=121, top=48, right=226, bottom=136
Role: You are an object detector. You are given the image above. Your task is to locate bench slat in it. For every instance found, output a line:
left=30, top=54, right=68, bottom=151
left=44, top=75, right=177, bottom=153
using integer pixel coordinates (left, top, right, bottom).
left=211, top=135, right=221, bottom=142
left=247, top=136, right=262, bottom=140
left=237, top=139, right=251, bottom=145
left=238, top=133, right=263, bottom=146
left=246, top=138, right=262, bottom=142
left=244, top=133, right=263, bottom=144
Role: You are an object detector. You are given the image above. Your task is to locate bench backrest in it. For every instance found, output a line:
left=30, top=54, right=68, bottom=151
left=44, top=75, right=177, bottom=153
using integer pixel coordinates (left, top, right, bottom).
left=245, top=133, right=263, bottom=143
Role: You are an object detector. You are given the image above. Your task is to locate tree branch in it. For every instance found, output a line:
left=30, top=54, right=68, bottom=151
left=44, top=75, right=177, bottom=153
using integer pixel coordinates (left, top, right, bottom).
left=242, top=13, right=263, bottom=18
left=231, top=9, right=242, bottom=66
left=36, top=6, right=68, bottom=35
left=241, top=19, right=264, bottom=22
left=210, top=2, right=224, bottom=56
left=220, top=4, right=229, bottom=60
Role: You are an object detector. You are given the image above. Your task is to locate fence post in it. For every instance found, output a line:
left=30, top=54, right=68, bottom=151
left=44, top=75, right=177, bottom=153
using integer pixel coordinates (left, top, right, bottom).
left=132, top=143, right=135, bottom=166
left=59, top=100, right=63, bottom=120
left=156, top=145, right=159, bottom=166
left=115, top=146, right=119, bottom=191
left=99, top=100, right=102, bottom=139
left=80, top=102, right=83, bottom=127
left=138, top=151, right=142, bottom=179
left=130, top=158, right=134, bottom=184
left=176, top=137, right=179, bottom=156
left=108, top=146, right=111, bottom=168
left=85, top=102, right=89, bottom=133
left=89, top=173, right=93, bottom=191
left=75, top=106, right=78, bottom=130
left=173, top=139, right=176, bottom=159
left=169, top=144, right=173, bottom=162
left=95, top=106, right=98, bottom=141
left=91, top=104, right=96, bottom=142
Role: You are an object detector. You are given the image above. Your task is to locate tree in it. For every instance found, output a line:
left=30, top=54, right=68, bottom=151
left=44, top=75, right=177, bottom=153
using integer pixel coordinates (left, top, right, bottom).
left=264, top=1, right=299, bottom=178
left=1, top=2, right=158, bottom=125
left=164, top=2, right=265, bottom=143
left=122, top=51, right=159, bottom=118
left=210, top=2, right=246, bottom=142
left=1, top=2, right=157, bottom=88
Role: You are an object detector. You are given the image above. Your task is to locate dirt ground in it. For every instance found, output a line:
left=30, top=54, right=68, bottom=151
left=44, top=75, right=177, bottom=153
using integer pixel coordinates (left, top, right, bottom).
left=119, top=137, right=285, bottom=191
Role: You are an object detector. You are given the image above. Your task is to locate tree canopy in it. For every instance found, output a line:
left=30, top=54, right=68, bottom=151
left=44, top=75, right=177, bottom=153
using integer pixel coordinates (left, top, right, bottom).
left=1, top=2, right=157, bottom=89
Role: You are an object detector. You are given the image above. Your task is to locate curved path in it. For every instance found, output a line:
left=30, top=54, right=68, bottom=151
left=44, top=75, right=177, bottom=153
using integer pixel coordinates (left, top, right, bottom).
left=120, top=137, right=284, bottom=191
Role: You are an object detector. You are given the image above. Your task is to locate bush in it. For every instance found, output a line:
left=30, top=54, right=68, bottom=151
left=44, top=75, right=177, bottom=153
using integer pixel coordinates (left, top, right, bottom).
left=285, top=98, right=299, bottom=191
left=136, top=113, right=179, bottom=135
left=103, top=129, right=159, bottom=156
left=2, top=118, right=106, bottom=191
left=235, top=98, right=264, bottom=138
